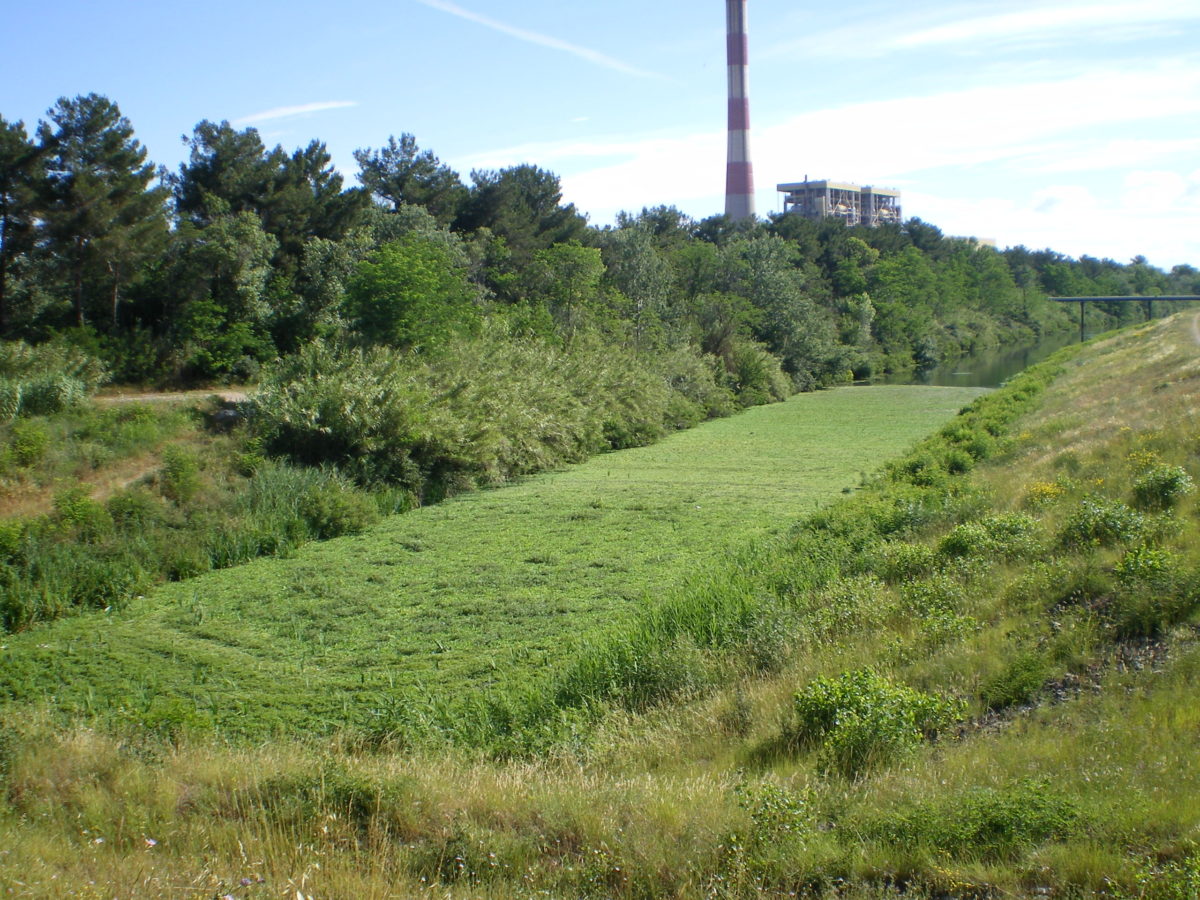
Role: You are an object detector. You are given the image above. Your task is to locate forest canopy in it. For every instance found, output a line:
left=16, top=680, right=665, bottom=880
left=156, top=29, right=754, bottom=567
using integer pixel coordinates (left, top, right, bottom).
left=1, top=93, right=1196, bottom=388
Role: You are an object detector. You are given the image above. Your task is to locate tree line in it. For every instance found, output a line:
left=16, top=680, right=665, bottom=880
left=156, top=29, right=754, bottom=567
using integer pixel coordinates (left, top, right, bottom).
left=2, top=93, right=1197, bottom=387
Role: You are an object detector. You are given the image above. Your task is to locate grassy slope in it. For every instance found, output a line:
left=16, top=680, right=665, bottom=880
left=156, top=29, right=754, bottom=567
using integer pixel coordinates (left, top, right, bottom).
left=5, top=316, right=1198, bottom=898
left=0, top=385, right=982, bottom=733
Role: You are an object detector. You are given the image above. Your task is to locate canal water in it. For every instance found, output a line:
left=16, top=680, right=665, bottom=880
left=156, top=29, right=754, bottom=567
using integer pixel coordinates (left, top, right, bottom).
left=874, top=332, right=1079, bottom=389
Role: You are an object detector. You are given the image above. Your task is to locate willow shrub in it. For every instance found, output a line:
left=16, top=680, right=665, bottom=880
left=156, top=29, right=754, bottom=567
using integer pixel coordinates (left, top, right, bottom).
left=251, top=329, right=743, bottom=496
left=0, top=340, right=107, bottom=421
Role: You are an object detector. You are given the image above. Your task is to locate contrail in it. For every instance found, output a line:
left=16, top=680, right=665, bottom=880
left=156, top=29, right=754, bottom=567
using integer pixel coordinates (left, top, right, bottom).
left=234, top=101, right=358, bottom=126
left=413, top=0, right=661, bottom=78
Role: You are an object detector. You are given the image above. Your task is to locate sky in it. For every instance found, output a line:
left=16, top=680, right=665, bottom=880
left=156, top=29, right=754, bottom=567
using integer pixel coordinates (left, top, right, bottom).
left=1, top=0, right=1198, bottom=269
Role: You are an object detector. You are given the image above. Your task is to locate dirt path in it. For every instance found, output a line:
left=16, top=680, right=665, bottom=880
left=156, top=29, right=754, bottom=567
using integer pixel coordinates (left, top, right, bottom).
left=95, top=388, right=248, bottom=406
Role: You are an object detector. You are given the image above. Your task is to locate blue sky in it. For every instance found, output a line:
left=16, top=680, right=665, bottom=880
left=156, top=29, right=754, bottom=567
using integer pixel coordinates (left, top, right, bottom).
left=2, top=0, right=1198, bottom=269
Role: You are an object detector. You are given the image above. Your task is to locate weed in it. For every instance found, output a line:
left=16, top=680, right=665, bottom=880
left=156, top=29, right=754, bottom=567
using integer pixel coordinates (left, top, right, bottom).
left=980, top=651, right=1050, bottom=710
left=1132, top=464, right=1195, bottom=510
left=1024, top=479, right=1069, bottom=507
left=868, top=779, right=1079, bottom=860
left=944, top=447, right=975, bottom=475
left=158, top=445, right=201, bottom=503
left=870, top=541, right=940, bottom=583
left=52, top=484, right=113, bottom=543
left=1125, top=854, right=1200, bottom=900
left=1060, top=497, right=1146, bottom=549
left=105, top=488, right=165, bottom=531
left=139, top=697, right=214, bottom=742
left=297, top=480, right=380, bottom=539
left=8, top=420, right=49, bottom=467
left=791, top=670, right=964, bottom=778
left=939, top=513, right=1041, bottom=560
left=1113, top=546, right=1178, bottom=587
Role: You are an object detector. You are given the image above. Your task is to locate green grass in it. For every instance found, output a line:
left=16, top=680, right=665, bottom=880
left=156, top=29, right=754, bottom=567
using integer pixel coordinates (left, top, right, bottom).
left=0, top=385, right=982, bottom=734
left=4, top=315, right=1200, bottom=898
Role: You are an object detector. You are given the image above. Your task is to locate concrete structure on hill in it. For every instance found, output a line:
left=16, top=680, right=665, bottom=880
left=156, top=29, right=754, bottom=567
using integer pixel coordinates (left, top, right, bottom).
left=777, top=179, right=902, bottom=227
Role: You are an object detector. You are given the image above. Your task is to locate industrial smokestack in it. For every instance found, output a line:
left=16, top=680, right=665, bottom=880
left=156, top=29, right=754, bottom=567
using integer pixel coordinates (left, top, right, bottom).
left=725, top=0, right=755, bottom=220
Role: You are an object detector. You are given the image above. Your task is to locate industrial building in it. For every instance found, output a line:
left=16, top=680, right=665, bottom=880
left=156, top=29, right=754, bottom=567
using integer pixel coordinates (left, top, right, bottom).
left=777, top=180, right=902, bottom=227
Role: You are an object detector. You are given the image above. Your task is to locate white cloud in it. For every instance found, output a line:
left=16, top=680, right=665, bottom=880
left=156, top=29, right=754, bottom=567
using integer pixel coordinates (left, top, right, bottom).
left=412, top=0, right=660, bottom=78
left=891, top=1, right=1199, bottom=50
left=454, top=60, right=1200, bottom=267
left=908, top=176, right=1200, bottom=267
left=234, top=101, right=357, bottom=126
left=765, top=0, right=1200, bottom=60
left=1009, top=138, right=1200, bottom=175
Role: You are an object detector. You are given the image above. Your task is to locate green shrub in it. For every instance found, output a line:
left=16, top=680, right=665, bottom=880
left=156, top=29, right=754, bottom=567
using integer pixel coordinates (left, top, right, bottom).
left=656, top=347, right=737, bottom=420
left=1128, top=854, right=1200, bottom=900
left=943, top=446, right=975, bottom=474
left=159, top=445, right=202, bottom=503
left=105, top=488, right=165, bottom=531
left=791, top=669, right=964, bottom=777
left=1110, top=571, right=1200, bottom=639
left=1113, top=546, right=1178, bottom=587
left=52, top=484, right=112, bottom=543
left=251, top=331, right=708, bottom=494
left=901, top=574, right=964, bottom=617
left=18, top=375, right=86, bottom=415
left=1132, top=464, right=1195, bottom=510
left=0, top=339, right=107, bottom=392
left=891, top=452, right=948, bottom=488
left=162, top=540, right=214, bottom=581
left=250, top=342, right=435, bottom=488
left=8, top=420, right=49, bottom=467
left=140, top=697, right=214, bottom=742
left=65, top=550, right=145, bottom=611
left=735, top=603, right=800, bottom=674
left=870, top=540, right=939, bottom=582
left=0, top=521, right=23, bottom=563
left=298, top=481, right=380, bottom=539
left=729, top=341, right=791, bottom=407
left=939, top=513, right=1041, bottom=560
left=1060, top=497, right=1146, bottom=548
left=735, top=780, right=814, bottom=847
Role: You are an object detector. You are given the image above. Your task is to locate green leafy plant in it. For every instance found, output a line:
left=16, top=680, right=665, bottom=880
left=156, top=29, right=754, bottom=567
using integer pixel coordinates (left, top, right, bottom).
left=868, top=779, right=1078, bottom=860
left=1060, top=496, right=1146, bottom=548
left=980, top=651, right=1050, bottom=710
left=1132, top=464, right=1195, bottom=510
left=159, top=445, right=202, bottom=503
left=8, top=420, right=49, bottom=467
left=791, top=669, right=964, bottom=777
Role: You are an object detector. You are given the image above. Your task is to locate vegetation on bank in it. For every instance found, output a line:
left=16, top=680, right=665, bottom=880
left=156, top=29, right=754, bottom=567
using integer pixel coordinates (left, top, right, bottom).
left=1, top=313, right=1198, bottom=898
left=0, top=382, right=980, bottom=728
left=0, top=321, right=794, bottom=635
left=4, top=93, right=1197, bottom=399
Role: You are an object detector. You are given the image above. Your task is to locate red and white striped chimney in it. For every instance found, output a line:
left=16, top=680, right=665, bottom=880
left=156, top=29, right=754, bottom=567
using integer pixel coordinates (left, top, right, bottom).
left=725, top=0, right=755, bottom=220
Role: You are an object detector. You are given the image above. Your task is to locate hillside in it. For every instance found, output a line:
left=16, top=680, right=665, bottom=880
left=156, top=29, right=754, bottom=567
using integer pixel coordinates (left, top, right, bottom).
left=2, top=313, right=1199, bottom=898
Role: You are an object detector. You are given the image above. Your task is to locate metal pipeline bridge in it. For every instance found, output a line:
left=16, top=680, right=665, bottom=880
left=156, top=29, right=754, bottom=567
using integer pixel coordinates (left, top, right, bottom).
left=1052, top=296, right=1200, bottom=341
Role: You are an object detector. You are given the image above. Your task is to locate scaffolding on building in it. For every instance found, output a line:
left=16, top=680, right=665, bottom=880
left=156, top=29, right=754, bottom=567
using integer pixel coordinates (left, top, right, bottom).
left=777, top=180, right=902, bottom=227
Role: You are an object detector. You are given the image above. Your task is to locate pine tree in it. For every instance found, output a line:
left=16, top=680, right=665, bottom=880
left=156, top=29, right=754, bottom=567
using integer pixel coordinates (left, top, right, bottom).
left=38, top=94, right=169, bottom=328
left=0, top=117, right=42, bottom=334
left=354, top=134, right=467, bottom=225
